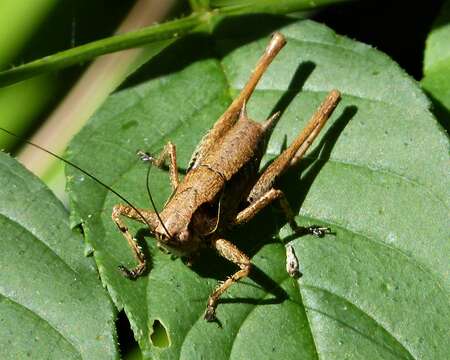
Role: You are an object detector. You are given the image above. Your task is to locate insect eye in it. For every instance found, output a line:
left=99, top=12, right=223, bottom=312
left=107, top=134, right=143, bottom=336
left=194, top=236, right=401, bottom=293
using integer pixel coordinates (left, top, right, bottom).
left=178, top=229, right=190, bottom=242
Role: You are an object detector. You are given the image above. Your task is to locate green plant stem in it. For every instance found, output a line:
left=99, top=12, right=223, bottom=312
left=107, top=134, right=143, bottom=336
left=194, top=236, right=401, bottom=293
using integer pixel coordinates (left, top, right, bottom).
left=212, top=0, right=348, bottom=15
left=0, top=0, right=350, bottom=87
left=0, top=14, right=203, bottom=87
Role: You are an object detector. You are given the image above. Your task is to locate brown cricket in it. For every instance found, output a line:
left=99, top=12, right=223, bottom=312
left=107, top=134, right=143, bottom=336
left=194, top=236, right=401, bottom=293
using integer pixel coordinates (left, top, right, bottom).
left=112, top=32, right=341, bottom=321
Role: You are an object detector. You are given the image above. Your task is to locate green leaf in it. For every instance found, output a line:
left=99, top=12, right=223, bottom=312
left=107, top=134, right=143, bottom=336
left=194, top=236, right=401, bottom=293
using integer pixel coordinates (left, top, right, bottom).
left=421, top=0, right=450, bottom=128
left=0, top=153, right=118, bottom=359
left=66, top=20, right=449, bottom=359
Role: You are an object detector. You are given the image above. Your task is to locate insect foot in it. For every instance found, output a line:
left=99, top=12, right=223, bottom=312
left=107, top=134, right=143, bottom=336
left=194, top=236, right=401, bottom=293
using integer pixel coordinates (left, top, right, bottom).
left=136, top=150, right=153, bottom=162
left=204, top=304, right=217, bottom=322
left=118, top=262, right=147, bottom=279
left=286, top=244, right=301, bottom=278
left=302, top=225, right=332, bottom=238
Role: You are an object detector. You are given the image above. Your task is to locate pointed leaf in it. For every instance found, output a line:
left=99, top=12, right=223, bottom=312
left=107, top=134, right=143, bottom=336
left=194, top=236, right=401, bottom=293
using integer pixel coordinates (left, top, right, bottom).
left=67, top=20, right=449, bottom=359
left=0, top=153, right=118, bottom=359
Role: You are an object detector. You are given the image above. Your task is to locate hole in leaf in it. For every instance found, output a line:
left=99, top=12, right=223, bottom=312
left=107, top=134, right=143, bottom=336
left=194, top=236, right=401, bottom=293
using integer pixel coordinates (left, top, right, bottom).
left=150, top=319, right=170, bottom=348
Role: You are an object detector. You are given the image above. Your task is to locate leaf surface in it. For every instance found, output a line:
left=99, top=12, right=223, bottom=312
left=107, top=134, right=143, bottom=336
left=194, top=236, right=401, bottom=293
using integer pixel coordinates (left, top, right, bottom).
left=66, top=20, right=449, bottom=359
left=0, top=153, right=118, bottom=359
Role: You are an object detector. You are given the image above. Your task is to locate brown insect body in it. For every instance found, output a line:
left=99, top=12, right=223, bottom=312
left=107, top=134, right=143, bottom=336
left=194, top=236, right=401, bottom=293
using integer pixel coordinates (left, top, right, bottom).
left=0, top=32, right=341, bottom=323
left=156, top=109, right=271, bottom=256
left=111, top=32, right=342, bottom=321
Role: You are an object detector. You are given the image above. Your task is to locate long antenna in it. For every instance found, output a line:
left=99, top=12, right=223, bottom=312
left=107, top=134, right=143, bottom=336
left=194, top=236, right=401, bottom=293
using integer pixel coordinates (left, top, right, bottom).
left=0, top=126, right=155, bottom=231
left=144, top=162, right=172, bottom=238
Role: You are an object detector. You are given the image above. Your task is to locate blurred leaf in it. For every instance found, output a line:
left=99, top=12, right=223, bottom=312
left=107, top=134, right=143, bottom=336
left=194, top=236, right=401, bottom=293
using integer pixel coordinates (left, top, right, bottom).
left=421, top=0, right=450, bottom=130
left=66, top=20, right=449, bottom=359
left=0, top=0, right=58, bottom=66
left=0, top=152, right=118, bottom=359
left=0, top=0, right=60, bottom=151
left=423, top=0, right=450, bottom=74
left=0, top=75, right=57, bottom=150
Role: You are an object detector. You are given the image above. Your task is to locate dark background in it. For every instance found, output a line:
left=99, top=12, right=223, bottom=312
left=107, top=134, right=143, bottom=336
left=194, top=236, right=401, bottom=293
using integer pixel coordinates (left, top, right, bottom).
left=314, top=0, right=444, bottom=80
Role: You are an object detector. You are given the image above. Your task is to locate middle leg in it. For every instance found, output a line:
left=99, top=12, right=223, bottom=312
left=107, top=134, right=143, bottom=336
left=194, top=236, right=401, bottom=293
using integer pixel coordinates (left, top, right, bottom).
left=205, top=238, right=251, bottom=322
left=233, top=188, right=330, bottom=279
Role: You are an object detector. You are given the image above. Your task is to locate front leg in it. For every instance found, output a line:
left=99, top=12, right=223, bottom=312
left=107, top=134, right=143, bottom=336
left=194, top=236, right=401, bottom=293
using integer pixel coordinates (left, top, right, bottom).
left=205, top=238, right=251, bottom=322
left=234, top=188, right=330, bottom=237
left=111, top=204, right=159, bottom=279
left=138, top=140, right=179, bottom=191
